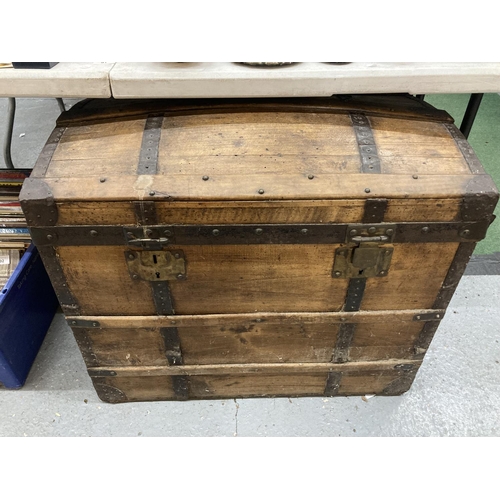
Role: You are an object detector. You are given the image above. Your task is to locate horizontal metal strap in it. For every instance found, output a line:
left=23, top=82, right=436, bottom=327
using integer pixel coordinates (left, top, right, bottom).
left=30, top=219, right=492, bottom=247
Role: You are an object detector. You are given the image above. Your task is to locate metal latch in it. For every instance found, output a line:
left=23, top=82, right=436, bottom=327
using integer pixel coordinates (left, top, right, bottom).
left=125, top=250, right=186, bottom=281
left=332, top=224, right=395, bottom=279
left=125, top=227, right=174, bottom=250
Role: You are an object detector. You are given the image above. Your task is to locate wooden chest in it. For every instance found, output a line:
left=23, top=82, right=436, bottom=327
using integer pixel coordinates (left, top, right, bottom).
left=20, top=95, right=498, bottom=403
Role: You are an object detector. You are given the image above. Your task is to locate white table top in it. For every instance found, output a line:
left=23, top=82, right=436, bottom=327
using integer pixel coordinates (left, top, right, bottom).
left=1, top=62, right=499, bottom=99
left=0, top=62, right=114, bottom=98
left=109, top=62, right=500, bottom=98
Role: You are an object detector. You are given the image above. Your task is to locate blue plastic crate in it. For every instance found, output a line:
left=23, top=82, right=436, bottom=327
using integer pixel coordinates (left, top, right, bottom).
left=0, top=244, right=59, bottom=388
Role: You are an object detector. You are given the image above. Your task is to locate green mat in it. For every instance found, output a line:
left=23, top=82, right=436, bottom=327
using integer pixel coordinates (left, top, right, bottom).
left=424, top=94, right=500, bottom=255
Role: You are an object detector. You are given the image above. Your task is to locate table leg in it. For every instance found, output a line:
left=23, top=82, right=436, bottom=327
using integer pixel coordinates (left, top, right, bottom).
left=460, top=93, right=484, bottom=139
left=56, top=98, right=66, bottom=113
left=2, top=97, right=16, bottom=170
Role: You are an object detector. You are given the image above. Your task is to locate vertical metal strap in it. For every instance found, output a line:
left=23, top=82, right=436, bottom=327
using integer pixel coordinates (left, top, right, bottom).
left=36, top=246, right=80, bottom=315
left=171, top=376, right=190, bottom=400
left=73, top=329, right=99, bottom=367
left=137, top=115, right=163, bottom=175
left=343, top=278, right=367, bottom=312
left=149, top=271, right=188, bottom=399
left=413, top=242, right=476, bottom=359
left=350, top=113, right=381, bottom=174
left=153, top=284, right=189, bottom=399
left=324, top=371, right=342, bottom=396
left=333, top=279, right=366, bottom=363
left=31, top=126, right=66, bottom=177
left=362, top=198, right=388, bottom=224
left=134, top=201, right=158, bottom=225
left=414, top=321, right=440, bottom=357
left=433, top=242, right=476, bottom=309
left=161, top=327, right=183, bottom=365
left=381, top=365, right=419, bottom=395
left=150, top=281, right=175, bottom=315
left=160, top=327, right=189, bottom=399
left=333, top=323, right=356, bottom=363
left=413, top=242, right=476, bottom=358
left=444, top=123, right=485, bottom=174
left=333, top=197, right=387, bottom=364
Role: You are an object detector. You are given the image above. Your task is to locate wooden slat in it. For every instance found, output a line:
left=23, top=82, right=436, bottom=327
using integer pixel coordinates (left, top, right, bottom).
left=72, top=310, right=433, bottom=366
left=349, top=322, right=424, bottom=361
left=39, top=174, right=481, bottom=202
left=158, top=154, right=362, bottom=176
left=54, top=198, right=463, bottom=226
left=158, top=112, right=360, bottom=176
left=92, top=368, right=413, bottom=401
left=189, top=373, right=329, bottom=398
left=362, top=242, right=459, bottom=310
left=384, top=198, right=461, bottom=222
left=168, top=244, right=348, bottom=314
left=338, top=372, right=405, bottom=395
left=67, top=309, right=443, bottom=328
left=93, top=376, right=176, bottom=402
left=57, top=244, right=348, bottom=315
left=48, top=119, right=145, bottom=177
left=78, top=324, right=340, bottom=366
left=56, top=246, right=156, bottom=315
left=88, top=359, right=420, bottom=376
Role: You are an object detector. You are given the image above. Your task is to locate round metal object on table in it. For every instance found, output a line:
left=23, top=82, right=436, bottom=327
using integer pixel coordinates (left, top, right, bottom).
left=237, top=62, right=296, bottom=67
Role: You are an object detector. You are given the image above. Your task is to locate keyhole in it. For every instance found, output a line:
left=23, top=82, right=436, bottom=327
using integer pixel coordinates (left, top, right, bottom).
left=153, top=254, right=158, bottom=264
left=155, top=272, right=161, bottom=279
left=358, top=269, right=364, bottom=276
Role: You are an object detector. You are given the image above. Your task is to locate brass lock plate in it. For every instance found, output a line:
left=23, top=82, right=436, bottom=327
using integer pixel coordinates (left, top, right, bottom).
left=125, top=250, right=186, bottom=281
left=333, top=223, right=396, bottom=279
left=333, top=245, right=393, bottom=279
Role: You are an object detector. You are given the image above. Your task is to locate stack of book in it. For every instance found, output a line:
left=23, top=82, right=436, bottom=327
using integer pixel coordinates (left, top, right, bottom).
left=0, top=169, right=31, bottom=288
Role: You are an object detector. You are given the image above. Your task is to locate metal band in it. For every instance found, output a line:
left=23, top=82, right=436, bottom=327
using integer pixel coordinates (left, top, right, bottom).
left=412, top=242, right=476, bottom=358
left=381, top=365, right=419, bottom=395
left=412, top=312, right=442, bottom=322
left=343, top=278, right=366, bottom=312
left=362, top=198, right=388, bottom=223
left=332, top=278, right=366, bottom=363
left=444, top=123, right=485, bottom=174
left=134, top=201, right=158, bottom=225
left=36, top=246, right=80, bottom=315
left=29, top=220, right=491, bottom=248
left=92, top=382, right=128, bottom=404
left=333, top=194, right=385, bottom=363
left=73, top=330, right=99, bottom=367
left=324, top=371, right=342, bottom=396
left=30, top=126, right=65, bottom=177
left=350, top=113, right=381, bottom=173
left=68, top=319, right=101, bottom=328
left=433, top=242, right=476, bottom=309
left=160, top=327, right=183, bottom=366
left=333, top=323, right=356, bottom=363
left=461, top=180, right=499, bottom=221
left=413, top=321, right=440, bottom=357
left=19, top=178, right=58, bottom=227
left=172, top=376, right=190, bottom=400
left=137, top=115, right=163, bottom=175
left=448, top=122, right=499, bottom=222
left=151, top=281, right=175, bottom=315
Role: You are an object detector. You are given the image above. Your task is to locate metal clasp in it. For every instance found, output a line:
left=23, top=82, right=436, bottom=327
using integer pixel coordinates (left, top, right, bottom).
left=332, top=224, right=395, bottom=279
left=125, top=250, right=186, bottom=281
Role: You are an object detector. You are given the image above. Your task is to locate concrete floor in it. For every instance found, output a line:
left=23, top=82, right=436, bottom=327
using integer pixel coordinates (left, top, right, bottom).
left=1, top=98, right=499, bottom=437
left=1, top=275, right=499, bottom=437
